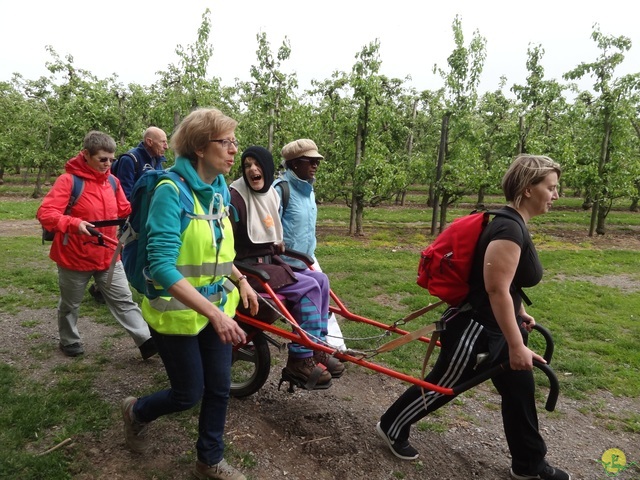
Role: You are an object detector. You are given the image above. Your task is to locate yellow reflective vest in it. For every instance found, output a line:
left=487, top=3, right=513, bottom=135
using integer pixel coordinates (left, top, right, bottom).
left=142, top=184, right=239, bottom=335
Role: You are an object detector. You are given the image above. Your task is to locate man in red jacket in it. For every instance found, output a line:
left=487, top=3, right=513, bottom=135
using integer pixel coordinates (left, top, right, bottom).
left=37, top=131, right=156, bottom=359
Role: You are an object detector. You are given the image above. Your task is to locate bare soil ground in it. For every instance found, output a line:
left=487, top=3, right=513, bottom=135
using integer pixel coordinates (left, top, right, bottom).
left=2, top=219, right=640, bottom=479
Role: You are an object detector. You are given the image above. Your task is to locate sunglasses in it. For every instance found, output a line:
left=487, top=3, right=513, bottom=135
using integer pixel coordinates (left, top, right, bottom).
left=97, top=156, right=116, bottom=163
left=300, top=158, right=321, bottom=167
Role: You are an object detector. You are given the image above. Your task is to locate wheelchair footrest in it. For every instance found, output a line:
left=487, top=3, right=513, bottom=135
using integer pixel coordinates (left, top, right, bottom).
left=278, top=368, right=332, bottom=393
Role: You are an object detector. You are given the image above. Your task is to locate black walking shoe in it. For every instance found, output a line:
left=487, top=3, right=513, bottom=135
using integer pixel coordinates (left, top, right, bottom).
left=376, top=421, right=419, bottom=460
left=59, top=342, right=84, bottom=357
left=88, top=283, right=106, bottom=304
left=510, top=463, right=572, bottom=480
left=139, top=338, right=158, bottom=360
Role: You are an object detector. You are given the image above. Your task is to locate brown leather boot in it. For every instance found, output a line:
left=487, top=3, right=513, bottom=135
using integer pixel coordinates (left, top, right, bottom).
left=314, top=350, right=345, bottom=378
left=284, top=356, right=332, bottom=388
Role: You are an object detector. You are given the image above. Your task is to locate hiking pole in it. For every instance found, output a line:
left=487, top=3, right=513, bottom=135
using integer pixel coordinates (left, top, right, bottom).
left=86, top=226, right=118, bottom=247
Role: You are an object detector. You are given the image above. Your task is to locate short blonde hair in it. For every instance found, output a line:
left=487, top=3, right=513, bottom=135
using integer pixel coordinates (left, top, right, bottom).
left=502, top=155, right=562, bottom=208
left=170, top=108, right=238, bottom=161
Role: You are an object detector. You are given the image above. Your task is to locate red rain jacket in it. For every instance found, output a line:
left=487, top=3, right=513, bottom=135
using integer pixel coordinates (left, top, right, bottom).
left=37, top=152, right=131, bottom=271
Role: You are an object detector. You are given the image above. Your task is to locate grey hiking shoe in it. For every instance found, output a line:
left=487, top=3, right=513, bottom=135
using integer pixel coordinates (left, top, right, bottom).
left=121, top=396, right=149, bottom=453
left=376, top=421, right=419, bottom=460
left=194, top=459, right=246, bottom=480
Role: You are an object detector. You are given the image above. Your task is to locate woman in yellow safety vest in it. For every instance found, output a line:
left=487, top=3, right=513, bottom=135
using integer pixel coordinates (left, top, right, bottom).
left=121, top=108, right=258, bottom=480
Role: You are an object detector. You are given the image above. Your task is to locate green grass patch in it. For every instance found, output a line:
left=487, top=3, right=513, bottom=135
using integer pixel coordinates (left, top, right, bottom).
left=0, top=198, right=41, bottom=220
left=1, top=191, right=639, bottom=477
left=0, top=362, right=111, bottom=480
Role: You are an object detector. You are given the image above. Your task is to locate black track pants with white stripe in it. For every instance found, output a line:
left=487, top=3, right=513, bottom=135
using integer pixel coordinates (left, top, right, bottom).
left=379, top=314, right=547, bottom=474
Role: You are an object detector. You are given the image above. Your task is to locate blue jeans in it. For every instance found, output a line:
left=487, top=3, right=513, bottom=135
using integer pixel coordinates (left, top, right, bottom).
left=133, top=324, right=232, bottom=465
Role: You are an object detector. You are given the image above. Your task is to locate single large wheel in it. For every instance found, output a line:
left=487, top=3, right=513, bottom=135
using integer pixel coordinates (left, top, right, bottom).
left=230, top=331, right=272, bottom=398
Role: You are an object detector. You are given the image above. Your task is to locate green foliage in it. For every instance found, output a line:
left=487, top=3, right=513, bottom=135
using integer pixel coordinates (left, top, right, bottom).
left=2, top=15, right=639, bottom=238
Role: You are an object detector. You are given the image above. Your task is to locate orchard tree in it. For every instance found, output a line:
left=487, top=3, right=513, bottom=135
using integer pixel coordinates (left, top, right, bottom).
left=347, top=40, right=409, bottom=235
left=154, top=9, right=222, bottom=131
left=237, top=32, right=299, bottom=152
left=431, top=15, right=487, bottom=234
left=475, top=79, right=518, bottom=206
left=307, top=72, right=356, bottom=203
left=9, top=48, right=123, bottom=196
left=564, top=25, right=639, bottom=235
left=627, top=88, right=640, bottom=211
left=0, top=78, right=43, bottom=183
left=512, top=45, right=570, bottom=156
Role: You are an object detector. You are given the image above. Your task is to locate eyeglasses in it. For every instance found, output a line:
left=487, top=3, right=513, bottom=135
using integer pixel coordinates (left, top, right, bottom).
left=209, top=139, right=239, bottom=149
left=300, top=158, right=321, bottom=167
left=97, top=156, right=116, bottom=163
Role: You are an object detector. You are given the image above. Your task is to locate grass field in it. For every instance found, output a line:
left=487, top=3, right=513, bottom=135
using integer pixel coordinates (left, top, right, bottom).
left=1, top=183, right=640, bottom=478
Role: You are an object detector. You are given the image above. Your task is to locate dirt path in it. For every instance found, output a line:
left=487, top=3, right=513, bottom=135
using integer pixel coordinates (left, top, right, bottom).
left=2, top=304, right=639, bottom=480
left=2, top=218, right=640, bottom=479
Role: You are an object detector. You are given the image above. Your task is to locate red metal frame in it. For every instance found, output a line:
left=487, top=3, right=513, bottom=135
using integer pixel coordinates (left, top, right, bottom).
left=91, top=229, right=453, bottom=395
left=234, top=277, right=454, bottom=396
left=93, top=229, right=561, bottom=407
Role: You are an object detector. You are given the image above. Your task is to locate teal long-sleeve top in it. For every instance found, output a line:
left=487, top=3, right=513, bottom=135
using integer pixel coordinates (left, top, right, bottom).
left=146, top=156, right=230, bottom=290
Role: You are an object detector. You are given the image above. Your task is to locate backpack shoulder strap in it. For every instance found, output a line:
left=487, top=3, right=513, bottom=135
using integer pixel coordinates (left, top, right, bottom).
left=162, top=171, right=195, bottom=213
left=274, top=180, right=290, bottom=216
left=156, top=172, right=197, bottom=233
left=67, top=174, right=85, bottom=213
left=488, top=209, right=526, bottom=233
left=127, top=150, right=144, bottom=177
left=107, top=175, right=117, bottom=193
left=115, top=151, right=142, bottom=177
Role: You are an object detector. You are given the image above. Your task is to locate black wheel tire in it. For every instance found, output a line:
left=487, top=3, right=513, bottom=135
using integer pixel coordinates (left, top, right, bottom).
left=230, top=332, right=271, bottom=398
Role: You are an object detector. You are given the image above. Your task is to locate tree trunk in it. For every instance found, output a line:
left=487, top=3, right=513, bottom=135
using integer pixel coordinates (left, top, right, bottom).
left=630, top=180, right=640, bottom=212
left=439, top=192, right=451, bottom=234
left=349, top=97, right=369, bottom=235
left=355, top=200, right=364, bottom=236
left=517, top=114, right=526, bottom=155
left=31, top=166, right=44, bottom=199
left=588, top=199, right=598, bottom=237
left=596, top=203, right=607, bottom=235
left=267, top=102, right=276, bottom=151
left=476, top=185, right=486, bottom=209
left=589, top=119, right=612, bottom=236
left=431, top=113, right=449, bottom=235
left=349, top=121, right=364, bottom=235
left=173, top=110, right=181, bottom=131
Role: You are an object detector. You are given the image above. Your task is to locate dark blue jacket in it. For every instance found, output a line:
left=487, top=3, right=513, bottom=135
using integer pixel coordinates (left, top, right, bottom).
left=114, top=142, right=166, bottom=199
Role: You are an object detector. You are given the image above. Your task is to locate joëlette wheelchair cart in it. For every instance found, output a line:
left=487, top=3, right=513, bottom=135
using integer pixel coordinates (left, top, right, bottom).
left=87, top=228, right=558, bottom=410
left=230, top=249, right=559, bottom=411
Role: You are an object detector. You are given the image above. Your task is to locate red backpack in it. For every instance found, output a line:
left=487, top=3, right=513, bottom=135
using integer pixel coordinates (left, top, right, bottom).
left=417, top=210, right=525, bottom=306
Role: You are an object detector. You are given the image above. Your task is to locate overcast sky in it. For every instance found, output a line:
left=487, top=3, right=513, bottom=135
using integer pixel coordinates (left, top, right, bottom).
left=2, top=0, right=638, bottom=95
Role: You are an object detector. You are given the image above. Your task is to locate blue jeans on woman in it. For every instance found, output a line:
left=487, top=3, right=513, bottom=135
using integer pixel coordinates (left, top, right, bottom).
left=133, top=323, right=232, bottom=465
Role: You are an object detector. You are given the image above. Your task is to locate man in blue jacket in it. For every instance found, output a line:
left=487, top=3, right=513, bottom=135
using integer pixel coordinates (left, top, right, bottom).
left=112, top=126, right=168, bottom=199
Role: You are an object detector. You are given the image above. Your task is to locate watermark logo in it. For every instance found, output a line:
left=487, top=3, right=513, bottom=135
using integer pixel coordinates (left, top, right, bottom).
left=598, top=448, right=637, bottom=477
